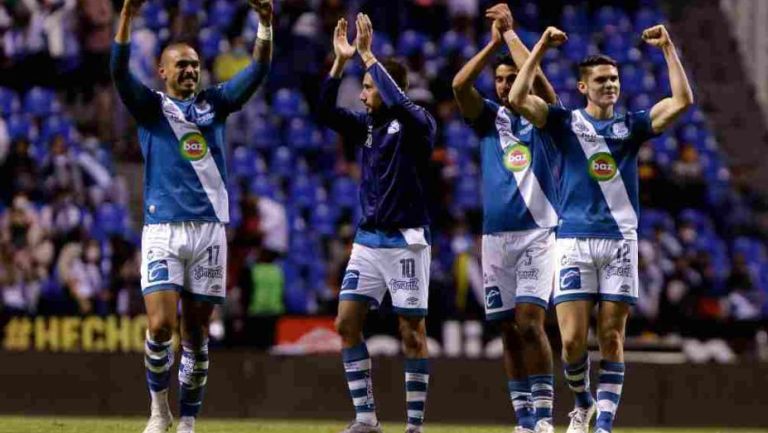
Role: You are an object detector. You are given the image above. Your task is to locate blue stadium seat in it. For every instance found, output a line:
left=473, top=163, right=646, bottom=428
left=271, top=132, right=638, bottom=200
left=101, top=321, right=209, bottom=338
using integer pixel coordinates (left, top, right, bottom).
left=231, top=145, right=257, bottom=178
left=444, top=119, right=477, bottom=151
left=330, top=176, right=358, bottom=209
left=94, top=202, right=128, bottom=239
left=6, top=114, right=33, bottom=141
left=272, top=88, right=306, bottom=118
left=560, top=4, right=589, bottom=34
left=142, top=0, right=170, bottom=30
left=639, top=208, right=674, bottom=236
left=679, top=208, right=714, bottom=233
left=0, top=87, right=19, bottom=117
left=249, top=116, right=281, bottom=150
left=620, top=63, right=644, bottom=94
left=285, top=117, right=321, bottom=151
left=208, top=0, right=237, bottom=32
left=248, top=175, right=277, bottom=198
left=440, top=31, right=472, bottom=56
left=594, top=6, right=631, bottom=32
left=289, top=175, right=318, bottom=208
left=629, top=92, right=653, bottom=111
left=39, top=116, right=74, bottom=145
left=454, top=175, right=481, bottom=210
left=179, top=0, right=203, bottom=16
left=516, top=1, right=541, bottom=30
left=634, top=7, right=663, bottom=33
left=310, top=202, right=338, bottom=237
left=269, top=146, right=294, bottom=178
left=23, top=87, right=57, bottom=117
left=372, top=33, right=395, bottom=58
left=198, top=28, right=224, bottom=60
left=561, top=33, right=592, bottom=63
left=603, top=33, right=631, bottom=63
left=397, top=30, right=428, bottom=57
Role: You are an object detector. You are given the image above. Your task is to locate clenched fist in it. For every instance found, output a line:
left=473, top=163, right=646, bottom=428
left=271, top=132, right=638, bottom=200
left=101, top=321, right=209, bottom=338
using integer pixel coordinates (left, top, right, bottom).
left=540, top=26, right=567, bottom=48
left=642, top=24, right=671, bottom=48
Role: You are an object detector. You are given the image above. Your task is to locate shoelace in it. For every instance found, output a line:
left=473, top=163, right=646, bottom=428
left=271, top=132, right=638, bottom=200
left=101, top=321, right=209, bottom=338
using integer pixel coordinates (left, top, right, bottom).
left=569, top=408, right=587, bottom=425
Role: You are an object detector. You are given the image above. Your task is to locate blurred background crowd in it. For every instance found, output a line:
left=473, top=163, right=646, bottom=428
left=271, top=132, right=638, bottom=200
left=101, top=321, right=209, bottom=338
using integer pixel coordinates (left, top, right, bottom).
left=0, top=0, right=767, bottom=355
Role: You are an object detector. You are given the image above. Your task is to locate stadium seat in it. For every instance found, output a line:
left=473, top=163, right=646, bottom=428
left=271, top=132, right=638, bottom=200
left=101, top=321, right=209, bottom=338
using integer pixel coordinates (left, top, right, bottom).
left=634, top=7, right=663, bottom=33
left=285, top=118, right=321, bottom=151
left=454, top=175, right=481, bottom=210
left=39, top=116, right=74, bottom=145
left=94, top=202, right=129, bottom=239
left=330, top=176, right=358, bottom=209
left=248, top=116, right=281, bottom=150
left=208, top=0, right=237, bottom=32
left=440, top=31, right=472, bottom=56
left=620, top=63, right=644, bottom=94
left=397, top=30, right=429, bottom=57
left=561, top=33, right=592, bottom=63
left=231, top=145, right=257, bottom=178
left=272, top=88, right=307, bottom=118
left=560, top=4, right=589, bottom=34
left=141, top=0, right=170, bottom=31
left=198, top=28, right=224, bottom=60
left=6, top=114, right=33, bottom=141
left=0, top=87, right=20, bottom=117
left=309, top=202, right=338, bottom=237
left=269, top=146, right=294, bottom=178
left=23, top=87, right=58, bottom=117
left=289, top=175, right=318, bottom=208
left=248, top=175, right=277, bottom=198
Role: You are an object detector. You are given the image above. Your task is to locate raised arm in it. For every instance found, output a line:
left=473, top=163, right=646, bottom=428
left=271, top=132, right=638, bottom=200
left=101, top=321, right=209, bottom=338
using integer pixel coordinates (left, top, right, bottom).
left=110, top=0, right=158, bottom=122
left=451, top=22, right=502, bottom=121
left=356, top=14, right=434, bottom=132
left=644, top=25, right=694, bottom=134
left=485, top=4, right=558, bottom=105
left=316, top=17, right=366, bottom=134
left=219, top=0, right=273, bottom=110
left=508, top=27, right=567, bottom=128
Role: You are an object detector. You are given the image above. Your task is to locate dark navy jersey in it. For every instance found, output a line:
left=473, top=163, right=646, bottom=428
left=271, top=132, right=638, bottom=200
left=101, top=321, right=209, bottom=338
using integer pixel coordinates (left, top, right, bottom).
left=318, top=63, right=437, bottom=239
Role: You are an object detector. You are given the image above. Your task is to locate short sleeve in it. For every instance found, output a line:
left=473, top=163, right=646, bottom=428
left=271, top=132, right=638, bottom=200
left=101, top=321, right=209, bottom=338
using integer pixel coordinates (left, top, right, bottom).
left=628, top=110, right=658, bottom=143
left=466, top=99, right=500, bottom=136
left=545, top=104, right=571, bottom=132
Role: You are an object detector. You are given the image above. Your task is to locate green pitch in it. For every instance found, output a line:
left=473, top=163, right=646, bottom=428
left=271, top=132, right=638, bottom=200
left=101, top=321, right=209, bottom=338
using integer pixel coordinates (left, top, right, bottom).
left=0, top=418, right=766, bottom=433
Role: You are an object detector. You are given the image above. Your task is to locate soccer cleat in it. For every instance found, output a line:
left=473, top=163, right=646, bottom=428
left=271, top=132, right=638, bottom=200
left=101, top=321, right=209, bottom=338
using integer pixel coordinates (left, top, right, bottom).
left=176, top=416, right=195, bottom=433
left=594, top=429, right=610, bottom=433
left=534, top=419, right=555, bottom=433
left=566, top=404, right=596, bottom=433
left=339, top=421, right=383, bottom=433
left=514, top=427, right=535, bottom=433
left=141, top=409, right=173, bottom=433
left=405, top=427, right=424, bottom=433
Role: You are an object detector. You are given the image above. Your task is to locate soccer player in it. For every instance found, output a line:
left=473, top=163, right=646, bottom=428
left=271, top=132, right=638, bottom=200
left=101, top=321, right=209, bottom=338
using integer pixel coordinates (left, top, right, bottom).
left=451, top=4, right=558, bottom=433
left=509, top=25, right=693, bottom=433
left=318, top=14, right=436, bottom=433
left=110, top=1, right=272, bottom=432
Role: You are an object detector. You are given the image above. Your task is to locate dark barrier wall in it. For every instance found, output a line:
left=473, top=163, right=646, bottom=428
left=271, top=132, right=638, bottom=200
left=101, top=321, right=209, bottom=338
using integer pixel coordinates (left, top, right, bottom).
left=1, top=351, right=766, bottom=427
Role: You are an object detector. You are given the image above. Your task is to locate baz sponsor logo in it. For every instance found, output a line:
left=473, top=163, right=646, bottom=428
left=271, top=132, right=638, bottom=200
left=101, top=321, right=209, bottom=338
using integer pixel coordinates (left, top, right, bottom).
left=179, top=132, right=209, bottom=161
left=485, top=286, right=503, bottom=309
left=341, top=270, right=360, bottom=290
left=503, top=143, right=531, bottom=173
left=193, top=266, right=223, bottom=281
left=389, top=278, right=420, bottom=293
left=559, top=267, right=581, bottom=291
left=147, top=260, right=169, bottom=283
left=588, top=152, right=618, bottom=181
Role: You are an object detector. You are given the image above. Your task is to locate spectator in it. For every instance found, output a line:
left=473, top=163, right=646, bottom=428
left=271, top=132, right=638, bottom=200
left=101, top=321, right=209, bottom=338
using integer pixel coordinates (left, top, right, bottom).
left=41, top=134, right=85, bottom=201
left=725, top=254, right=763, bottom=321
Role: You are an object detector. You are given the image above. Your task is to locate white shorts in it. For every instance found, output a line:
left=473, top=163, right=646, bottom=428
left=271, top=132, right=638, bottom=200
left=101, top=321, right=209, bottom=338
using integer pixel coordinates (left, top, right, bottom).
left=140, top=222, right=227, bottom=304
left=339, top=243, right=430, bottom=317
left=482, top=228, right=555, bottom=321
left=554, top=237, right=638, bottom=305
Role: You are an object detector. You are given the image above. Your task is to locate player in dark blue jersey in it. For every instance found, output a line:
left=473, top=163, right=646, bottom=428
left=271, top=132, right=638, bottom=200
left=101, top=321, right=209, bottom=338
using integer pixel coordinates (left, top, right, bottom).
left=317, top=14, right=436, bottom=433
left=510, top=25, right=693, bottom=433
left=452, top=4, right=558, bottom=433
left=111, top=1, right=272, bottom=432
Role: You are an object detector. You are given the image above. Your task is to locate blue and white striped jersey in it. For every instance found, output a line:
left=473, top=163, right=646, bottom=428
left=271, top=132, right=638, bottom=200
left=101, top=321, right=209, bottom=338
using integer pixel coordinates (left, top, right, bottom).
left=544, top=105, right=657, bottom=240
left=468, top=99, right=559, bottom=234
left=110, top=42, right=268, bottom=224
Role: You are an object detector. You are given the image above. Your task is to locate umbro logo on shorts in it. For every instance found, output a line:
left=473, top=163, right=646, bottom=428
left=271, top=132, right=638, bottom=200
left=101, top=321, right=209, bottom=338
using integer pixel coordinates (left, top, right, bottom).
left=148, top=260, right=169, bottom=283
left=559, top=267, right=581, bottom=290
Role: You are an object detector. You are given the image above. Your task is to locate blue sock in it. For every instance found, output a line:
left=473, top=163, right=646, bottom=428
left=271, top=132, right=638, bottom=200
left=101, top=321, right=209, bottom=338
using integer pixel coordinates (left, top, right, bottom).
left=530, top=374, right=554, bottom=423
left=596, top=361, right=625, bottom=432
left=144, top=332, right=173, bottom=392
left=508, top=379, right=535, bottom=430
left=178, top=341, right=209, bottom=417
left=564, top=354, right=595, bottom=409
left=342, top=343, right=377, bottom=426
left=405, top=358, right=429, bottom=430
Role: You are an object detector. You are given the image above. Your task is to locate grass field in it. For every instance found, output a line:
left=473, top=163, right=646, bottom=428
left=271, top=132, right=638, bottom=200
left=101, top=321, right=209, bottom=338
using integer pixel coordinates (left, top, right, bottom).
left=0, top=418, right=766, bottom=433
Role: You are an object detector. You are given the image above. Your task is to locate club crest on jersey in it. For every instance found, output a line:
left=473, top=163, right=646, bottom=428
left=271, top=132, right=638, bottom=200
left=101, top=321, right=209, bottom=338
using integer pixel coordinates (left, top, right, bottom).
left=503, top=143, right=531, bottom=173
left=612, top=122, right=629, bottom=139
left=588, top=152, right=617, bottom=181
left=485, top=286, right=503, bottom=309
left=179, top=132, right=209, bottom=161
left=387, top=120, right=401, bottom=134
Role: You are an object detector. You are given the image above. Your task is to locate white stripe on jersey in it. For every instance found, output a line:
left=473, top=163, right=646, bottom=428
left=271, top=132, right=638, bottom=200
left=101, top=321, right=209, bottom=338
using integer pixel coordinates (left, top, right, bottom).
left=494, top=107, right=558, bottom=229
left=570, top=110, right=636, bottom=239
left=160, top=94, right=230, bottom=223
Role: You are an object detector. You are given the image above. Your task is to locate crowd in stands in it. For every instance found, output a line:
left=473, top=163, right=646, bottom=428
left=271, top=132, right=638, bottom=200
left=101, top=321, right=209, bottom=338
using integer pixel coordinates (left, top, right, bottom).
left=0, top=0, right=766, bottom=349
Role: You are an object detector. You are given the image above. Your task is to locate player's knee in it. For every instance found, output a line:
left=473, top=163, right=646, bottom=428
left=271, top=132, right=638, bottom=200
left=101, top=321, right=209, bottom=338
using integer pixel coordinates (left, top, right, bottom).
left=515, top=307, right=545, bottom=343
left=499, top=319, right=521, bottom=350
left=598, top=327, right=624, bottom=356
left=147, top=315, right=176, bottom=342
left=399, top=320, right=426, bottom=352
left=561, top=332, right=588, bottom=360
left=334, top=315, right=360, bottom=341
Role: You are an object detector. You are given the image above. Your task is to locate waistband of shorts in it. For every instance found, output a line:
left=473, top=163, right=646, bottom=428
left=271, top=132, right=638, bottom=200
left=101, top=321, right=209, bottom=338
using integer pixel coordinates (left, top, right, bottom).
left=483, top=227, right=555, bottom=239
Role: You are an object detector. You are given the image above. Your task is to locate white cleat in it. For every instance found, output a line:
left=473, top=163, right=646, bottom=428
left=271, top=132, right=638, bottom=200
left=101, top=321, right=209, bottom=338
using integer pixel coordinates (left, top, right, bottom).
left=142, top=391, right=173, bottom=433
left=534, top=419, right=555, bottom=433
left=176, top=416, right=196, bottom=433
left=141, top=409, right=173, bottom=433
left=566, top=404, right=595, bottom=433
left=594, top=429, right=610, bottom=433
left=514, top=427, right=534, bottom=433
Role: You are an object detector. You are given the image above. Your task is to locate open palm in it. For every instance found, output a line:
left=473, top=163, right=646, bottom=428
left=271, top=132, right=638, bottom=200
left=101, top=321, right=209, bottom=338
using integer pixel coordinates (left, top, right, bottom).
left=334, top=18, right=356, bottom=60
